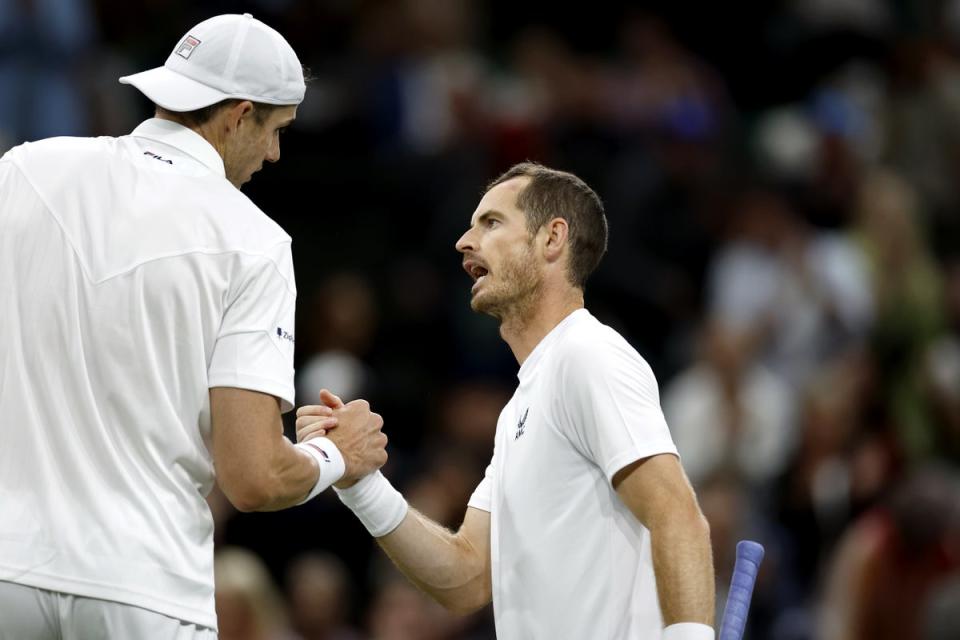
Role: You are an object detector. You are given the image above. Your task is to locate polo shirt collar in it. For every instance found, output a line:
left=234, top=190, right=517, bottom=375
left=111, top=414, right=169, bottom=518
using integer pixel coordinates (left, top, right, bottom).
left=131, top=118, right=226, bottom=177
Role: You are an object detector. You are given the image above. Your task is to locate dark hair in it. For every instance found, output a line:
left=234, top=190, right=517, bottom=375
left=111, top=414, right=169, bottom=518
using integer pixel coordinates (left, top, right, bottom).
left=155, top=99, right=282, bottom=128
left=487, top=162, right=608, bottom=288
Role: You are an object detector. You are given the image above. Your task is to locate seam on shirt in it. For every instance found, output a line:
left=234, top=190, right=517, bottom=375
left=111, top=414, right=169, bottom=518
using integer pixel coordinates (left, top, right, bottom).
left=5, top=158, right=296, bottom=294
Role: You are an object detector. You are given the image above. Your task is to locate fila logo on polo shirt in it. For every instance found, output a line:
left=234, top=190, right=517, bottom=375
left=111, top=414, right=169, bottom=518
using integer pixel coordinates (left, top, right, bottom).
left=143, top=150, right=173, bottom=165
left=514, top=407, right=529, bottom=440
left=176, top=35, right=201, bottom=60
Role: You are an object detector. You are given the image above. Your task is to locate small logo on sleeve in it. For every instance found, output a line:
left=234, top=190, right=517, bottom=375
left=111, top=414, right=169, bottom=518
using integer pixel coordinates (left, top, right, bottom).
left=514, top=407, right=529, bottom=440
left=176, top=35, right=201, bottom=59
left=277, top=327, right=295, bottom=344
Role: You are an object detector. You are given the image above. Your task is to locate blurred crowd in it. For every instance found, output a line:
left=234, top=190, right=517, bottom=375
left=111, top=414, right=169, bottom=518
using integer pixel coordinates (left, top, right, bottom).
left=4, top=0, right=960, bottom=638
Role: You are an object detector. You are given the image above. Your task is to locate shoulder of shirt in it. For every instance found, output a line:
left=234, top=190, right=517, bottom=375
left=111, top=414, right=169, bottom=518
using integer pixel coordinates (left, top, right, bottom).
left=7, top=135, right=292, bottom=250
left=553, top=312, right=652, bottom=373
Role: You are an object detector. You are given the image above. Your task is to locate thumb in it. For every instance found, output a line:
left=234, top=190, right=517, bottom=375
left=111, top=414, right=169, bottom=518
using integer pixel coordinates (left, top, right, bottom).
left=319, top=388, right=345, bottom=409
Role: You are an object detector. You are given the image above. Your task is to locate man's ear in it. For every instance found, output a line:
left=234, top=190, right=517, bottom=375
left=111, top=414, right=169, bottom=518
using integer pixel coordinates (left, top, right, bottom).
left=542, top=217, right=569, bottom=264
left=223, top=100, right=255, bottom=133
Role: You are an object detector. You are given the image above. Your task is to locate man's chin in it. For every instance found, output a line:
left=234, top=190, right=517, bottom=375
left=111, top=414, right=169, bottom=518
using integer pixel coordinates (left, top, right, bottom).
left=470, top=292, right=505, bottom=320
left=470, top=290, right=492, bottom=311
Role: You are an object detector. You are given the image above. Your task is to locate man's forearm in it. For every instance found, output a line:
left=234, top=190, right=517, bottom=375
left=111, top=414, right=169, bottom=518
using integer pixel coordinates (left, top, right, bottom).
left=237, top=439, right=321, bottom=511
left=651, top=508, right=715, bottom=626
left=334, top=474, right=491, bottom=615
left=375, top=507, right=492, bottom=614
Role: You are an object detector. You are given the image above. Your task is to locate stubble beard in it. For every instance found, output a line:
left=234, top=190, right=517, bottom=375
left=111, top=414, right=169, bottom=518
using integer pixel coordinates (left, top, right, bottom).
left=470, top=242, right=543, bottom=325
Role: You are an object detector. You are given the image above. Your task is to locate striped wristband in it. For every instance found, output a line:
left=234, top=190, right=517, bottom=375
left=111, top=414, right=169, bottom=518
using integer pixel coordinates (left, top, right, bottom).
left=334, top=471, right=408, bottom=537
left=295, top=437, right=346, bottom=504
left=662, top=623, right=715, bottom=640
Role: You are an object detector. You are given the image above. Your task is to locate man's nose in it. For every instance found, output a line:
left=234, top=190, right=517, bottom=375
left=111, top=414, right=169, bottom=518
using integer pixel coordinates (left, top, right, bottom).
left=266, top=139, right=280, bottom=163
left=455, top=229, right=473, bottom=253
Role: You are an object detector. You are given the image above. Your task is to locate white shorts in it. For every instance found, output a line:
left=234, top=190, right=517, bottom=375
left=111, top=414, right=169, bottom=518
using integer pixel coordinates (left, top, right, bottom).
left=0, top=580, right=217, bottom=639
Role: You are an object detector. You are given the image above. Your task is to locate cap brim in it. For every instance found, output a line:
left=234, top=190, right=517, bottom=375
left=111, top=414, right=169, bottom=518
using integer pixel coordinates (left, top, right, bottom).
left=119, top=66, right=230, bottom=112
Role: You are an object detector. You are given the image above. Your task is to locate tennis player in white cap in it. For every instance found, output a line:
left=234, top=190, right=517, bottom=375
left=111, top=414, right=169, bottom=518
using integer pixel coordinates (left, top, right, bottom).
left=0, top=13, right=387, bottom=638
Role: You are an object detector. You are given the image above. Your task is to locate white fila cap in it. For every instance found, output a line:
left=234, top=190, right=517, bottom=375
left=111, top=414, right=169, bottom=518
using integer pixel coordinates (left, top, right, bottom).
left=120, top=13, right=305, bottom=112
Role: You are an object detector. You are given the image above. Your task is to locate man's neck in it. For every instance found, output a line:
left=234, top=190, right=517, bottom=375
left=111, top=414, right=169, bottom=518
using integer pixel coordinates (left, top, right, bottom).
left=154, top=113, right=226, bottom=159
left=499, top=286, right=584, bottom=365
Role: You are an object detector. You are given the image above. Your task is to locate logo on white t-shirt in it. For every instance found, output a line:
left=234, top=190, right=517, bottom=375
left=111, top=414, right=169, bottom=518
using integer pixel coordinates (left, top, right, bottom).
left=514, top=407, right=529, bottom=440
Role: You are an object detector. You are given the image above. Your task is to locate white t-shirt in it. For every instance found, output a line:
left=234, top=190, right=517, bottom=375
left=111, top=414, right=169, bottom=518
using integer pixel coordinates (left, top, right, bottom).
left=468, top=309, right=678, bottom=639
left=0, top=119, right=297, bottom=629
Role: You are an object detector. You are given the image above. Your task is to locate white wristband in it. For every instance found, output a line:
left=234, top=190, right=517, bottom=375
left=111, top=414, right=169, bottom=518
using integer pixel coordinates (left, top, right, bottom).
left=295, top=437, right=346, bottom=504
left=662, top=623, right=715, bottom=640
left=334, top=471, right=408, bottom=537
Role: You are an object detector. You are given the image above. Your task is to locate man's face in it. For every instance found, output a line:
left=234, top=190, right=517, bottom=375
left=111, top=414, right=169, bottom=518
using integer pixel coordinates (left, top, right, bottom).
left=455, top=177, right=544, bottom=319
left=223, top=104, right=297, bottom=188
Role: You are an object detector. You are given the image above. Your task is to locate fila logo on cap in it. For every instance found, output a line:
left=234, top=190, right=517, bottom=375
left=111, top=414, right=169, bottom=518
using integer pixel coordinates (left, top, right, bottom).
left=176, top=35, right=201, bottom=60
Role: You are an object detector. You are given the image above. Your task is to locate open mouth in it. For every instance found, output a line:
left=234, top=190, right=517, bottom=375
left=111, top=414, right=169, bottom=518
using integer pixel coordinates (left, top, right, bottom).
left=463, top=260, right=490, bottom=291
left=469, top=264, right=488, bottom=281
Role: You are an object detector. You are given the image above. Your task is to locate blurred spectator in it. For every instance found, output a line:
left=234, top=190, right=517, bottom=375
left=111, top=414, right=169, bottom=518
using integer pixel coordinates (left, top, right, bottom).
left=708, top=184, right=873, bottom=388
left=818, top=466, right=960, bottom=640
left=603, top=13, right=728, bottom=143
left=432, top=380, right=510, bottom=461
left=886, top=36, right=960, bottom=242
left=296, top=272, right=379, bottom=404
left=216, top=547, right=299, bottom=640
left=855, top=168, right=945, bottom=459
left=922, top=573, right=960, bottom=640
left=365, top=576, right=456, bottom=640
left=663, top=321, right=796, bottom=487
left=776, top=353, right=882, bottom=589
left=404, top=452, right=482, bottom=529
left=0, top=0, right=96, bottom=148
left=286, top=553, right=362, bottom=640
left=923, top=258, right=960, bottom=463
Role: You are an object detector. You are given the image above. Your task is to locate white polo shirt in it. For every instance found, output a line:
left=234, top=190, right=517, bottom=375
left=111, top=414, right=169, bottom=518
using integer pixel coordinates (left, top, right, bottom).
left=468, top=309, right=679, bottom=639
left=0, top=119, right=297, bottom=629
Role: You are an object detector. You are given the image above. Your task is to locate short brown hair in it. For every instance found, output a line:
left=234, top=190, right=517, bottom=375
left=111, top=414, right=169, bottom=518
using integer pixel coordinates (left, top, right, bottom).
left=487, top=162, right=608, bottom=288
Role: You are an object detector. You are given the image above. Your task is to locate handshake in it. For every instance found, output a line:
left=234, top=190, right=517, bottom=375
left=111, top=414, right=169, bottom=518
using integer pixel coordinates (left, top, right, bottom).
left=294, top=389, right=389, bottom=489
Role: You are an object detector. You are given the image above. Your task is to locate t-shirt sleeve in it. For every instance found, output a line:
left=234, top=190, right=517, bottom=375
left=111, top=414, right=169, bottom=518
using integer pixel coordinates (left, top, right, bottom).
left=208, top=241, right=297, bottom=413
left=467, top=462, right=493, bottom=513
left=558, top=334, right=678, bottom=482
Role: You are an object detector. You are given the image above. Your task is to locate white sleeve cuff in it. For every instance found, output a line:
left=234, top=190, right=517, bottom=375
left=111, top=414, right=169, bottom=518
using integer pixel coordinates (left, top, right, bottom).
left=662, top=622, right=715, bottom=640
left=294, top=437, right=346, bottom=504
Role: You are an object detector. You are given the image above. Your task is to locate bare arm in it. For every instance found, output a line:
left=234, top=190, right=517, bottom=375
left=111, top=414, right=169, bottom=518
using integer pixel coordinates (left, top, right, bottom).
left=211, top=387, right=387, bottom=511
left=614, top=453, right=715, bottom=626
left=297, top=392, right=491, bottom=614
left=211, top=387, right=317, bottom=512
left=376, top=505, right=492, bottom=614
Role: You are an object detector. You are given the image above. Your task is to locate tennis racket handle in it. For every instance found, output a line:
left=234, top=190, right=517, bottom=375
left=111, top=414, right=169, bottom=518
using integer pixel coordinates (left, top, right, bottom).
left=718, top=540, right=765, bottom=640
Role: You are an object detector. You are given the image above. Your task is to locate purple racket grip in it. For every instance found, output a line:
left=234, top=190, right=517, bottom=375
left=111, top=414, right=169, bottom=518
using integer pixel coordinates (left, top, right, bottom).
left=718, top=540, right=765, bottom=640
